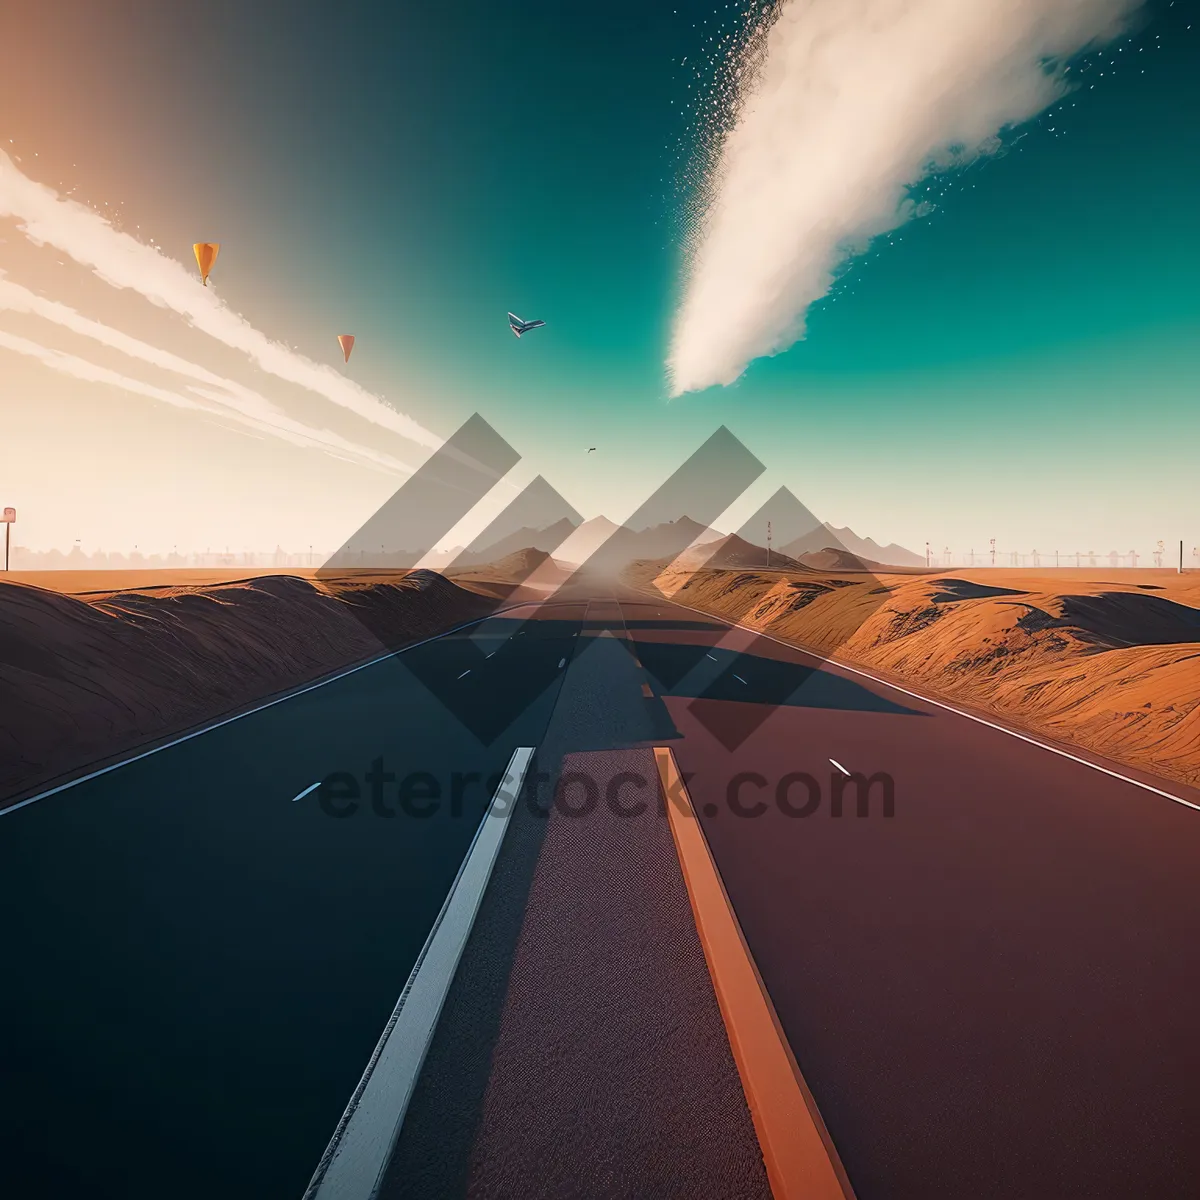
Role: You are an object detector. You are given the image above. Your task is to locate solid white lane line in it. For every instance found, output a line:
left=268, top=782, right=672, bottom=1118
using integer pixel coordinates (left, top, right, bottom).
left=291, top=781, right=322, bottom=803
left=829, top=759, right=851, bottom=778
left=2, top=599, right=551, bottom=818
left=457, top=670, right=471, bottom=680
left=664, top=596, right=1200, bottom=814
left=303, top=747, right=535, bottom=1200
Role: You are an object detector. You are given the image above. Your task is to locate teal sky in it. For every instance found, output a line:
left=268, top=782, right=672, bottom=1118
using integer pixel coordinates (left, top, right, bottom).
left=1, top=0, right=1197, bottom=560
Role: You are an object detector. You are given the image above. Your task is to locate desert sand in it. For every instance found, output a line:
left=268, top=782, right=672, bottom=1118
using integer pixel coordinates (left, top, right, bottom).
left=0, top=569, right=505, bottom=806
left=4, top=554, right=576, bottom=599
left=2, top=568, right=326, bottom=594
left=635, top=562, right=1200, bottom=790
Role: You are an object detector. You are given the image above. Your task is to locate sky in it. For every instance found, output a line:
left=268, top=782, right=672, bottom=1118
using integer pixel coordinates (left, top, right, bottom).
left=1, top=0, right=1197, bottom=563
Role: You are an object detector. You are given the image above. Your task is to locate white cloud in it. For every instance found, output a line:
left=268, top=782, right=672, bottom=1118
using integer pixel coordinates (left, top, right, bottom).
left=668, top=0, right=1141, bottom=395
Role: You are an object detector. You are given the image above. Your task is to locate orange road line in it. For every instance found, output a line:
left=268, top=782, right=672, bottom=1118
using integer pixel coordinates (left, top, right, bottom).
left=655, top=747, right=856, bottom=1200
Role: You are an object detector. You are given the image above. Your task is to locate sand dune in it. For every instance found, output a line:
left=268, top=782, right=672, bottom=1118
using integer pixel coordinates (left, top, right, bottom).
left=0, top=570, right=500, bottom=806
left=636, top=564, right=1200, bottom=790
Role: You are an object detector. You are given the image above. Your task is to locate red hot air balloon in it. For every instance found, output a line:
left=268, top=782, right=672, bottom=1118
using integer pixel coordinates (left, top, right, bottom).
left=337, top=334, right=355, bottom=363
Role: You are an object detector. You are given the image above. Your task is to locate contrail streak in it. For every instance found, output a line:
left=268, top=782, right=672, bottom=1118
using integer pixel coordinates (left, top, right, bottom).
left=0, top=273, right=415, bottom=474
left=0, top=150, right=440, bottom=449
left=0, top=327, right=405, bottom=472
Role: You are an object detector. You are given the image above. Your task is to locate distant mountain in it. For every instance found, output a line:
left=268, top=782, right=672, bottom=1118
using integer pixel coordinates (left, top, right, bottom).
left=623, top=517, right=720, bottom=560
left=454, top=547, right=552, bottom=578
left=780, top=523, right=922, bottom=567
left=677, top=533, right=803, bottom=572
left=453, top=510, right=917, bottom=576
left=552, top=516, right=721, bottom=569
left=795, top=547, right=886, bottom=572
left=455, top=517, right=579, bottom=567
left=552, top=516, right=625, bottom=567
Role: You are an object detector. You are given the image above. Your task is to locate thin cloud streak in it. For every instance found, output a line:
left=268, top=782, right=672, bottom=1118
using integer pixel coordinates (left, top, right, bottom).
left=0, top=273, right=415, bottom=474
left=0, top=150, right=441, bottom=449
left=0, top=327, right=406, bottom=473
left=668, top=0, right=1141, bottom=395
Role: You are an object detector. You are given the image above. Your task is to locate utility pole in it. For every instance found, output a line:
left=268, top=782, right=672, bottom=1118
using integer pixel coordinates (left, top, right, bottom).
left=1055, top=549, right=1059, bottom=568
left=1, top=507, right=14, bottom=571
left=990, top=538, right=996, bottom=567
left=767, top=521, right=771, bottom=569
left=926, top=541, right=931, bottom=568
left=1180, top=540, right=1184, bottom=574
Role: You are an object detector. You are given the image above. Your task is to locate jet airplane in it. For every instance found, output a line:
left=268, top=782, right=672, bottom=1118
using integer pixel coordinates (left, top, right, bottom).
left=508, top=312, right=546, bottom=338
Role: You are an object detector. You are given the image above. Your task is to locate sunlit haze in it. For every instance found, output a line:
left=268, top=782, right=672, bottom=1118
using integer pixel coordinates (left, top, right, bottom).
left=1, top=0, right=1197, bottom=564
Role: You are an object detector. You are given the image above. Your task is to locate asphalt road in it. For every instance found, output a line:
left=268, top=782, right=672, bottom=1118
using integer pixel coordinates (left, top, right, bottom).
left=0, top=600, right=586, bottom=1200
left=4, top=580, right=1200, bottom=1199
left=619, top=589, right=1200, bottom=1200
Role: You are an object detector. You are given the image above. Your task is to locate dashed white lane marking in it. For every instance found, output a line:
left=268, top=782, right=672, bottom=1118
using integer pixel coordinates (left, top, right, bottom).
left=457, top=670, right=471, bottom=680
left=706, top=653, right=718, bottom=661
left=663, top=595, right=1200, bottom=815
left=733, top=674, right=747, bottom=685
left=2, top=599, right=549, bottom=818
left=291, top=781, right=321, bottom=803
left=558, top=658, right=566, bottom=668
left=830, top=759, right=851, bottom=778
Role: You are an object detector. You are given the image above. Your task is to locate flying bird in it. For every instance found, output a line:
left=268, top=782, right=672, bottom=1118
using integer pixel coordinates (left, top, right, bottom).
left=588, top=447, right=596, bottom=453
left=508, top=312, right=546, bottom=338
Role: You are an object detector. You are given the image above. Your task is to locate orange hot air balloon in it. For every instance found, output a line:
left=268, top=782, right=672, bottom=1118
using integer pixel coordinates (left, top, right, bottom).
left=337, top=334, right=355, bottom=363
left=193, top=242, right=220, bottom=286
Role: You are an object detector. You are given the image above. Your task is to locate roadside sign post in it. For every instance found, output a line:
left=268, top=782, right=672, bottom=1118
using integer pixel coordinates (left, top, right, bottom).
left=2, top=508, right=15, bottom=572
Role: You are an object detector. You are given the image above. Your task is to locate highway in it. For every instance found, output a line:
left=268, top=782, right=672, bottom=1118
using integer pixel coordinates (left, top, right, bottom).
left=623, top=593, right=1200, bottom=1200
left=0, top=600, right=585, bottom=1200
left=3, top=581, right=1200, bottom=1198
